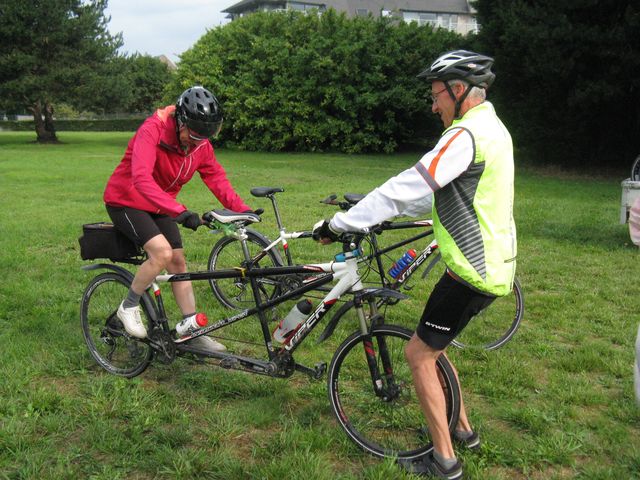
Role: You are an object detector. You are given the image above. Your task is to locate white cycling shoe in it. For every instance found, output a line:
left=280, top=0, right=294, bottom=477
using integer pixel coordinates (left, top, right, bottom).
left=187, top=335, right=227, bottom=353
left=117, top=302, right=148, bottom=339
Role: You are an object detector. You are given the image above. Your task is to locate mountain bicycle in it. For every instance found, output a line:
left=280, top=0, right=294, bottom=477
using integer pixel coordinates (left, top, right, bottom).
left=80, top=209, right=461, bottom=461
left=208, top=188, right=524, bottom=351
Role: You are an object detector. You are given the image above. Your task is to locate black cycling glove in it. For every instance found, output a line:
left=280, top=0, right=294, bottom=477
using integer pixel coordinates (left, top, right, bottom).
left=312, top=220, right=340, bottom=243
left=175, top=210, right=201, bottom=231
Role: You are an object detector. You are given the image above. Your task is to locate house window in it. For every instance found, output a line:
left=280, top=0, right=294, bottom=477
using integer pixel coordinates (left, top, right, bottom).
left=288, top=2, right=325, bottom=12
left=449, top=14, right=458, bottom=31
left=356, top=8, right=369, bottom=17
left=381, top=9, right=392, bottom=17
left=418, top=13, right=437, bottom=26
left=409, top=12, right=461, bottom=32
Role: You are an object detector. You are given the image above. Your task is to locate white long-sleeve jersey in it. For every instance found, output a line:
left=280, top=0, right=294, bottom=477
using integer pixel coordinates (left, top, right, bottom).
left=330, top=127, right=474, bottom=232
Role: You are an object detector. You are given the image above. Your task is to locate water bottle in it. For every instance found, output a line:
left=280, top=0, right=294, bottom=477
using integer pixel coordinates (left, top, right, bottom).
left=273, top=299, right=313, bottom=343
left=176, top=312, right=208, bottom=336
left=388, top=249, right=417, bottom=279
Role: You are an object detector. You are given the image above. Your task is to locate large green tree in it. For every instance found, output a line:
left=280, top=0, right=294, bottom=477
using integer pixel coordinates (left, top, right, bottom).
left=74, top=54, right=173, bottom=115
left=0, top=0, right=122, bottom=142
left=474, top=0, right=640, bottom=168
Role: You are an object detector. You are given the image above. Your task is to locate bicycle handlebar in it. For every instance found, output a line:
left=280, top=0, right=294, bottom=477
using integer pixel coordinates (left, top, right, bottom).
left=320, top=194, right=351, bottom=211
left=320, top=193, right=433, bottom=234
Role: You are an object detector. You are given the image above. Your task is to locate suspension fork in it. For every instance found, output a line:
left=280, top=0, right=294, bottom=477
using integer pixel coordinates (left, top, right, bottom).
left=355, top=297, right=397, bottom=400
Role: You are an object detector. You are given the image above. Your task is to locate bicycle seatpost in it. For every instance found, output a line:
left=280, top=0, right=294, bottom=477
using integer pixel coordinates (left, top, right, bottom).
left=267, top=194, right=286, bottom=231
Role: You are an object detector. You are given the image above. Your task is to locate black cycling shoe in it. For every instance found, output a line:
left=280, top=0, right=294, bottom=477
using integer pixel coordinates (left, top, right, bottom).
left=397, top=455, right=430, bottom=475
left=398, top=453, right=463, bottom=479
left=424, top=452, right=463, bottom=479
left=453, top=430, right=481, bottom=451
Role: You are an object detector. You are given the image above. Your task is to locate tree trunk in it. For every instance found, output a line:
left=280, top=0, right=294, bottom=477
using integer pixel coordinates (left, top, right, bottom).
left=30, top=101, right=58, bottom=143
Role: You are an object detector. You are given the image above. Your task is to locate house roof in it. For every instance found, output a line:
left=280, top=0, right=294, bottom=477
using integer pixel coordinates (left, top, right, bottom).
left=223, top=0, right=473, bottom=15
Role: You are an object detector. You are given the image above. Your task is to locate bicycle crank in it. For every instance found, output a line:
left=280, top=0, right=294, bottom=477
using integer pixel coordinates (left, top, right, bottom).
left=147, top=328, right=176, bottom=364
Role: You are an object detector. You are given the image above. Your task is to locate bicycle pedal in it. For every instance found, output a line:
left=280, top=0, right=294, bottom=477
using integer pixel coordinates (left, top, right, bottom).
left=313, top=362, right=327, bottom=379
left=295, top=362, right=326, bottom=380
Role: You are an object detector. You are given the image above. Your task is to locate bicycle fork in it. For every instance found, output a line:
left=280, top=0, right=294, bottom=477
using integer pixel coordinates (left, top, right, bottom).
left=356, top=301, right=401, bottom=402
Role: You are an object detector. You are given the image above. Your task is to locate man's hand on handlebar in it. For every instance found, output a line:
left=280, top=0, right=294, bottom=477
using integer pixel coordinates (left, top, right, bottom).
left=175, top=210, right=202, bottom=231
left=312, top=219, right=341, bottom=245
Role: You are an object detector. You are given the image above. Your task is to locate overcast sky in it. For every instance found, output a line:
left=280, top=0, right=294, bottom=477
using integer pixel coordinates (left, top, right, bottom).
left=105, top=0, right=238, bottom=62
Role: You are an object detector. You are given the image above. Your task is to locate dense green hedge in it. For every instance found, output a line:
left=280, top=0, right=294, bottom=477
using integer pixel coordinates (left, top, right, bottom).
left=168, top=11, right=466, bottom=153
left=0, top=118, right=145, bottom=132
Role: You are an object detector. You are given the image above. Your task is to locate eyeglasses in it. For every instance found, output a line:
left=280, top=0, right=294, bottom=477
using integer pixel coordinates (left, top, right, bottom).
left=187, top=129, right=209, bottom=142
left=430, top=87, right=448, bottom=104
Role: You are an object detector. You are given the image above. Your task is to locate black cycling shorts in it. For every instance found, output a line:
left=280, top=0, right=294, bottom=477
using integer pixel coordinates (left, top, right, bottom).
left=416, top=272, right=495, bottom=350
left=106, top=205, right=182, bottom=250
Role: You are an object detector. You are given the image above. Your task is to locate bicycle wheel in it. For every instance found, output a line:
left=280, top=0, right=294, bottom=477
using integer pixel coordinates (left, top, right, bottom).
left=208, top=229, right=283, bottom=309
left=328, top=323, right=460, bottom=460
left=80, top=272, right=153, bottom=377
left=632, top=154, right=640, bottom=181
left=450, top=277, right=524, bottom=351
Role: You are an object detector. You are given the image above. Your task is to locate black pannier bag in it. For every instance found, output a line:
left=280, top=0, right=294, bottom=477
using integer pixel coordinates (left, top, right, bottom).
left=79, top=223, right=142, bottom=262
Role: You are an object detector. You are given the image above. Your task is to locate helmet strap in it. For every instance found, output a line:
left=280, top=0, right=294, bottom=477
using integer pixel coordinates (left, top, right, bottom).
left=174, top=110, right=188, bottom=152
left=445, top=82, right=473, bottom=120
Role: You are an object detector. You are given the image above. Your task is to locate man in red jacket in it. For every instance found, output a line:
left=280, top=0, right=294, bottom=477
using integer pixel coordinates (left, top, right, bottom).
left=104, top=86, right=251, bottom=353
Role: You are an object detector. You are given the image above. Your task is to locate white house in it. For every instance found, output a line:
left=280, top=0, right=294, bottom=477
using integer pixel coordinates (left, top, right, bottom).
left=222, top=0, right=479, bottom=35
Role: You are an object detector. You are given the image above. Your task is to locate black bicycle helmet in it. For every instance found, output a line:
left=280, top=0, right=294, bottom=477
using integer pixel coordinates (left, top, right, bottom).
left=175, top=86, right=223, bottom=138
left=417, top=50, right=495, bottom=89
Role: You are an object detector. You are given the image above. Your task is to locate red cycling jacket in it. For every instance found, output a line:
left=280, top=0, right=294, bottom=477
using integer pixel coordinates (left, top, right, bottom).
left=104, top=106, right=249, bottom=217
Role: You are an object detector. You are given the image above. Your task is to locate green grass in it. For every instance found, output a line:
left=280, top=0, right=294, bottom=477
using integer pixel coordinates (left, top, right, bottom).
left=0, top=131, right=639, bottom=479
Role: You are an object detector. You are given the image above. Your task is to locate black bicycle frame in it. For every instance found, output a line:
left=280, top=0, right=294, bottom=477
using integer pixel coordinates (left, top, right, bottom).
left=359, top=222, right=435, bottom=287
left=155, top=263, right=346, bottom=361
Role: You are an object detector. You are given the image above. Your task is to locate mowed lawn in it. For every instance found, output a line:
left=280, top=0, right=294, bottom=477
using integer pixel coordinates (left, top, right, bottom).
left=0, top=131, right=638, bottom=479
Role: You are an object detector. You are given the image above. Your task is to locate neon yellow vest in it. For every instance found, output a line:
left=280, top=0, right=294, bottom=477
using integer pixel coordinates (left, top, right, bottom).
left=432, top=102, right=517, bottom=296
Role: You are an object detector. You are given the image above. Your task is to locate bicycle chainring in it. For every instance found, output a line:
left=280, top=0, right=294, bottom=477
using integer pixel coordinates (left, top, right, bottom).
left=273, top=350, right=296, bottom=378
left=148, top=328, right=176, bottom=364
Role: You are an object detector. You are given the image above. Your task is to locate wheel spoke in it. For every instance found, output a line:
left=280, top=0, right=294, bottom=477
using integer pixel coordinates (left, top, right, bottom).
left=208, top=232, right=282, bottom=309
left=328, top=323, right=460, bottom=459
left=81, top=273, right=152, bottom=377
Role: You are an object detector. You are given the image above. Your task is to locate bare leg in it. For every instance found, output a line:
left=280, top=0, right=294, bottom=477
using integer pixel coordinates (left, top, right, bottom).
left=405, top=334, right=455, bottom=459
left=130, top=234, right=173, bottom=295
left=167, top=248, right=196, bottom=316
left=443, top=351, right=472, bottom=432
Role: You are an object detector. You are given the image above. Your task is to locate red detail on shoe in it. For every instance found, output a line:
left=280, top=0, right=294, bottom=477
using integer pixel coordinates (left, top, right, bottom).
left=195, top=313, right=208, bottom=326
left=324, top=299, right=337, bottom=305
left=154, top=289, right=161, bottom=297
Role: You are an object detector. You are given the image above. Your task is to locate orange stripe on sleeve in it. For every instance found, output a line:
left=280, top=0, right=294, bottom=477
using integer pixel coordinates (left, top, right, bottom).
left=427, top=129, right=466, bottom=178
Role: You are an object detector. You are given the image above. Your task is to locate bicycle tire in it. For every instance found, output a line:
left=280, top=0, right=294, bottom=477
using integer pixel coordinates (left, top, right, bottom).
left=328, top=323, right=461, bottom=460
left=208, top=229, right=283, bottom=309
left=631, top=154, right=640, bottom=181
left=80, top=272, right=153, bottom=377
left=450, top=277, right=524, bottom=351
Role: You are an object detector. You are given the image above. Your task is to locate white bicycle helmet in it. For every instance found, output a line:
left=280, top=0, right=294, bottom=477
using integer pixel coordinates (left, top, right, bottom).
left=417, top=50, right=495, bottom=89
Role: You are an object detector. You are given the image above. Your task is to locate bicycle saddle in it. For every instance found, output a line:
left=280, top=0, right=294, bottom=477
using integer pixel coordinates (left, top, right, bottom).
left=344, top=193, right=365, bottom=205
left=203, top=209, right=261, bottom=224
left=251, top=187, right=284, bottom=197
